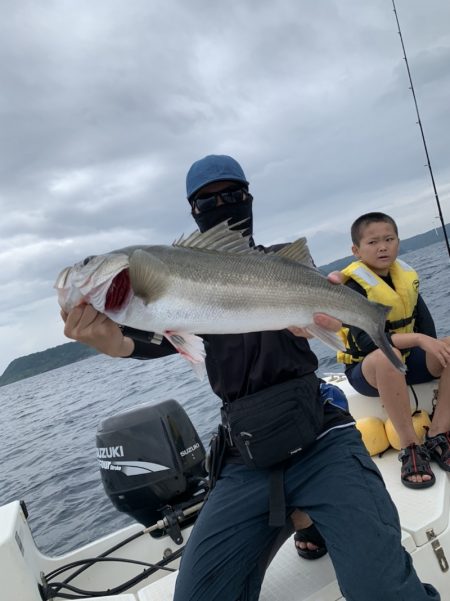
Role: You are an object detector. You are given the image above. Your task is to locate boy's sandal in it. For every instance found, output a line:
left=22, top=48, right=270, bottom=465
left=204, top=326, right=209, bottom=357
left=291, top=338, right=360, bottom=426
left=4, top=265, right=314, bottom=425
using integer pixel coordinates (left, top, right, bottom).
left=294, top=523, right=327, bottom=560
left=425, top=431, right=450, bottom=472
left=398, top=443, right=435, bottom=489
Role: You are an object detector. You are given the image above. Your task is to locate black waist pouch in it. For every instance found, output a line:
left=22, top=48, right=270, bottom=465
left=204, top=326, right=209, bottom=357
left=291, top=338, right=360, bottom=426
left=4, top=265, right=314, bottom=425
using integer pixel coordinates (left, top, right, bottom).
left=222, top=374, right=323, bottom=469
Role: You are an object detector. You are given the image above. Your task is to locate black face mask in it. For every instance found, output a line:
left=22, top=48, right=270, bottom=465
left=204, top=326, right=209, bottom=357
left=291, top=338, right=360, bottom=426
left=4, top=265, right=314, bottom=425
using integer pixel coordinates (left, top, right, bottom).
left=192, top=199, right=254, bottom=240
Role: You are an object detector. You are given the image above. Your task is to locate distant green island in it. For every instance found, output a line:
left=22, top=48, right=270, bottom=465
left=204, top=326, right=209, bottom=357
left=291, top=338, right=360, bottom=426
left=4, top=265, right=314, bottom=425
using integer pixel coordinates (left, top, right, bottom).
left=0, top=342, right=98, bottom=387
left=1, top=224, right=448, bottom=388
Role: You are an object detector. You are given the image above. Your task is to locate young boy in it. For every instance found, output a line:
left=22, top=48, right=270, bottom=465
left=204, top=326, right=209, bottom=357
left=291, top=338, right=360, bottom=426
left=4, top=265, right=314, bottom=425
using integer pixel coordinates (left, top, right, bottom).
left=338, top=211, right=450, bottom=488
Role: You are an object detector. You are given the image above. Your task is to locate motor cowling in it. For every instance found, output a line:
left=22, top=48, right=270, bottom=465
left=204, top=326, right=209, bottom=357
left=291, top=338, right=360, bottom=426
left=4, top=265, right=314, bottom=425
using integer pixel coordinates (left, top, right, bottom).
left=96, top=399, right=206, bottom=527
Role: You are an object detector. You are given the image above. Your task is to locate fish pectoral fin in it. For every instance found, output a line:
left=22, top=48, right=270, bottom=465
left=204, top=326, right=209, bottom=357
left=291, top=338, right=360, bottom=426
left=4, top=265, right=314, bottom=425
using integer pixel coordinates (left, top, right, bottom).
left=129, top=249, right=168, bottom=303
left=304, top=324, right=346, bottom=352
left=163, top=330, right=207, bottom=380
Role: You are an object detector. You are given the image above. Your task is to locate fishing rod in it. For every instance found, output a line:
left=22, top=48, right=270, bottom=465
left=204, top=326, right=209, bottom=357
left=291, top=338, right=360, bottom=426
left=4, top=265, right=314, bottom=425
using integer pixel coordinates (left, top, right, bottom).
left=391, top=0, right=450, bottom=261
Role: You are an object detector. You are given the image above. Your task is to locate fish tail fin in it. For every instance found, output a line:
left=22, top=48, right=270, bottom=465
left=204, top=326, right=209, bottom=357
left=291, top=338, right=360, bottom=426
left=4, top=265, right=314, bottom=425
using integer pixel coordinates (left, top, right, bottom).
left=368, top=303, right=407, bottom=374
left=164, top=330, right=207, bottom=380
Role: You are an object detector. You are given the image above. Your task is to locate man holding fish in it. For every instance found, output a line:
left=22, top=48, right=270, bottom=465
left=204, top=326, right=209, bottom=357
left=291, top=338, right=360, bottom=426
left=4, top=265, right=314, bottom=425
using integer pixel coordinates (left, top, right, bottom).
left=59, top=155, right=439, bottom=600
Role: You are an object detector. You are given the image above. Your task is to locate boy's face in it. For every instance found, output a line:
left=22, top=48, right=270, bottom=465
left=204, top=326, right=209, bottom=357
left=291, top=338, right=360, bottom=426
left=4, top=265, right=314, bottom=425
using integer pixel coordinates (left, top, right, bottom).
left=352, top=221, right=399, bottom=276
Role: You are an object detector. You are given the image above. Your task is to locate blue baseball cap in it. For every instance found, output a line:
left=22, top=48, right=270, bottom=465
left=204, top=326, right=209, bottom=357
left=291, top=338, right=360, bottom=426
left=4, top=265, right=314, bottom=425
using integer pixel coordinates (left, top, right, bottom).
left=186, top=154, right=249, bottom=200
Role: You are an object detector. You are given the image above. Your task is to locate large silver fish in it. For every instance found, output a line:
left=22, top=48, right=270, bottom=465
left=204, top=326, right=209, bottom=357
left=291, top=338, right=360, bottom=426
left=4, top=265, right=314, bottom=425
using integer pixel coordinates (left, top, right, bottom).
left=55, top=221, right=405, bottom=376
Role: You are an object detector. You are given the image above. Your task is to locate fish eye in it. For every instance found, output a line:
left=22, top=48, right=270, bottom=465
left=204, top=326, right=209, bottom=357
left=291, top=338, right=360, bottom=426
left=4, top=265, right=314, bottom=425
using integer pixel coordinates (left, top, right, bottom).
left=82, top=255, right=96, bottom=266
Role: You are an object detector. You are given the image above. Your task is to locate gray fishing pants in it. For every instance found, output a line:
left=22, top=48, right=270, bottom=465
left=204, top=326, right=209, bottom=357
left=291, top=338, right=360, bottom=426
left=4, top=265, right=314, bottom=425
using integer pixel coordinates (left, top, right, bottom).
left=173, top=426, right=440, bottom=601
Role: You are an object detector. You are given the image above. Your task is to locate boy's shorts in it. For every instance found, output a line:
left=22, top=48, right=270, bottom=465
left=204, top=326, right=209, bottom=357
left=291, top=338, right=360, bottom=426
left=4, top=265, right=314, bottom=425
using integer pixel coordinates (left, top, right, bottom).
left=346, top=346, right=436, bottom=397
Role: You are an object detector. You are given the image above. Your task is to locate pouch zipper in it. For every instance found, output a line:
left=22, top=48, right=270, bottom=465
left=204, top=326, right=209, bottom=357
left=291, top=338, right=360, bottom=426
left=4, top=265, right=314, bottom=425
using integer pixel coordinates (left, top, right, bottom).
left=240, top=432, right=254, bottom=459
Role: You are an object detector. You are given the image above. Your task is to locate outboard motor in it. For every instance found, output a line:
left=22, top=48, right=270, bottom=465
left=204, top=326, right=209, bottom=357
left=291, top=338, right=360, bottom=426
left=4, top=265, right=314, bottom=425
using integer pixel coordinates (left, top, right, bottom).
left=96, top=399, right=207, bottom=534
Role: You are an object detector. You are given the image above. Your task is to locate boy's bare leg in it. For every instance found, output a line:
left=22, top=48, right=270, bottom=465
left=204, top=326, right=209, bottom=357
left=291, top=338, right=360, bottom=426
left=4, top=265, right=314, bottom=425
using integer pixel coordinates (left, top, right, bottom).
left=426, top=336, right=450, bottom=436
left=361, top=349, right=432, bottom=484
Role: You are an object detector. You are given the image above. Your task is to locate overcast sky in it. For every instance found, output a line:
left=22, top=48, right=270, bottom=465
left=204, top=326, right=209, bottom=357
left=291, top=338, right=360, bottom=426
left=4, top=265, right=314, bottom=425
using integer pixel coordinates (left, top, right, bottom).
left=1, top=0, right=449, bottom=375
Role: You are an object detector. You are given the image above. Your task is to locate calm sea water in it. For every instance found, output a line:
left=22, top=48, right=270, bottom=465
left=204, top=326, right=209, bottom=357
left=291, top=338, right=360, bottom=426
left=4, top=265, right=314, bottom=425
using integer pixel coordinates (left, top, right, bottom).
left=1, top=241, right=449, bottom=556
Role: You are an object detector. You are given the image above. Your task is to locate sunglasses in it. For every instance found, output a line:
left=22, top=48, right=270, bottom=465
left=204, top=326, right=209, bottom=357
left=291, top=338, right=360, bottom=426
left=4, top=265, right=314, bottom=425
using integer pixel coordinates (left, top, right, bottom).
left=192, top=186, right=253, bottom=213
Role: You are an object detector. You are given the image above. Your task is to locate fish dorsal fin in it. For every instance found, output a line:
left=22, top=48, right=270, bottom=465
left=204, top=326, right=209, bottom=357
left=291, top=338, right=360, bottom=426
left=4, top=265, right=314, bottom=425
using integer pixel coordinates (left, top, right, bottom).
left=173, top=219, right=254, bottom=254
left=276, top=237, right=316, bottom=267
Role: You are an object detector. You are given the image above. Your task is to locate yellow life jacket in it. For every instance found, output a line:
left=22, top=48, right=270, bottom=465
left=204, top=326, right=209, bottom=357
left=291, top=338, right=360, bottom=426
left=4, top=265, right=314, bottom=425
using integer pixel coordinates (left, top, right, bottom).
left=337, top=259, right=419, bottom=365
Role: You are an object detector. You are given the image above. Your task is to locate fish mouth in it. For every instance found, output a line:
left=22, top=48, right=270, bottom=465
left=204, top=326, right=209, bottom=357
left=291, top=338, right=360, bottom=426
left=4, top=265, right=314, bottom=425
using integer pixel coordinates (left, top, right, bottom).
left=54, top=266, right=72, bottom=289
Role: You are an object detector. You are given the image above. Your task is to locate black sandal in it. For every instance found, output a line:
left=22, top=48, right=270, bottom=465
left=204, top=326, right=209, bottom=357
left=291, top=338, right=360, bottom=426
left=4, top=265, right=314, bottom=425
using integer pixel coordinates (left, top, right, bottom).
left=398, top=443, right=435, bottom=489
left=425, top=431, right=450, bottom=472
left=294, top=523, right=327, bottom=560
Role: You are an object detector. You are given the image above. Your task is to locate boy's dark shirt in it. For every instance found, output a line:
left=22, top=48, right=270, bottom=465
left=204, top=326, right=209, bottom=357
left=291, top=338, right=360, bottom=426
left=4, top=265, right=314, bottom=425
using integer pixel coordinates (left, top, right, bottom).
left=345, top=274, right=436, bottom=359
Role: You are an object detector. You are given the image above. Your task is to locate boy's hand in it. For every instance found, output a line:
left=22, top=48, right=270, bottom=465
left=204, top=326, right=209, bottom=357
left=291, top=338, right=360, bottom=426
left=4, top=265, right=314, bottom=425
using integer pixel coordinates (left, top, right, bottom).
left=289, top=272, right=344, bottom=337
left=417, top=334, right=450, bottom=369
left=327, top=271, right=344, bottom=285
left=61, top=304, right=134, bottom=357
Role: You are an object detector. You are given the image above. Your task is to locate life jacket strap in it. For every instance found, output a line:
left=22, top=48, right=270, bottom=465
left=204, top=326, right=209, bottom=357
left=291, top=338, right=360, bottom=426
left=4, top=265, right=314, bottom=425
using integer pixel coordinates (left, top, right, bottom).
left=386, top=313, right=415, bottom=330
